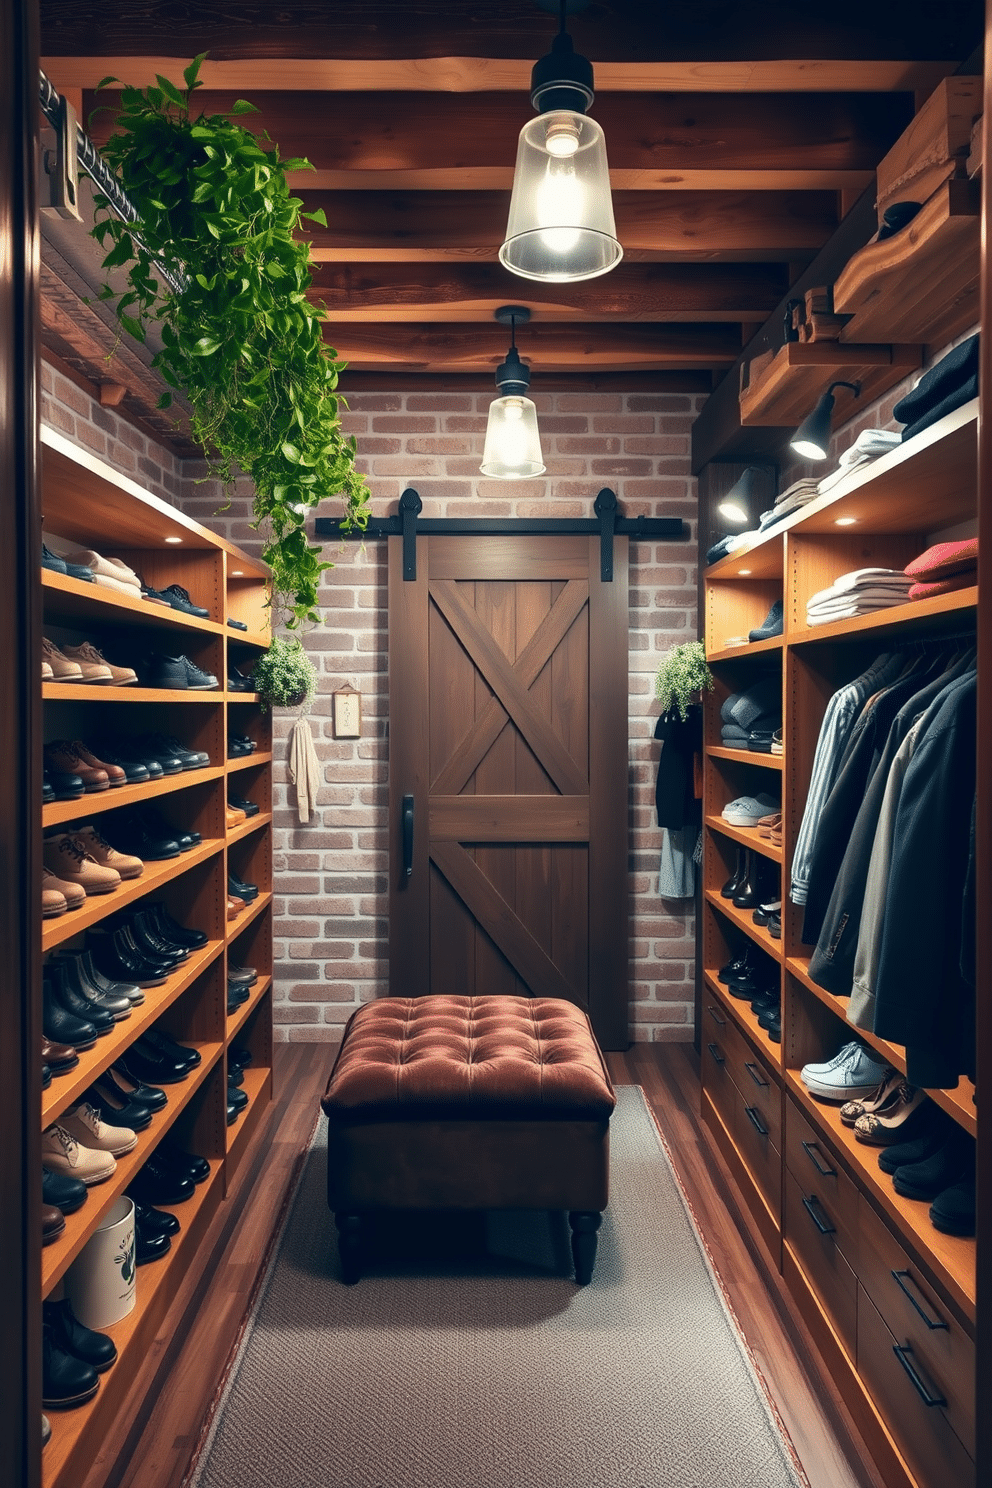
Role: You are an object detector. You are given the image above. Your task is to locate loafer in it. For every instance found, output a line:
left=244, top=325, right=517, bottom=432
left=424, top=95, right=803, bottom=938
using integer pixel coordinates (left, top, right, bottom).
left=228, top=985, right=250, bottom=1013
left=42, top=1298, right=117, bottom=1372
left=42, top=1166, right=88, bottom=1215
left=226, top=1094, right=242, bottom=1125
left=42, top=1325, right=99, bottom=1407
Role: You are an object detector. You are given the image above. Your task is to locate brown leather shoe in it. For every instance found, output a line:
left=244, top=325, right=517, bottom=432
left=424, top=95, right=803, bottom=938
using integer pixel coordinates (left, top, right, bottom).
left=226, top=804, right=247, bottom=829
left=60, top=641, right=137, bottom=687
left=73, top=823, right=144, bottom=880
left=69, top=742, right=126, bottom=787
left=42, top=876, right=67, bottom=918
left=42, top=866, right=85, bottom=912
left=40, top=637, right=84, bottom=682
left=227, top=895, right=246, bottom=919
left=42, top=1203, right=66, bottom=1245
left=44, top=741, right=109, bottom=792
left=42, top=1034, right=79, bottom=1072
left=43, top=833, right=122, bottom=895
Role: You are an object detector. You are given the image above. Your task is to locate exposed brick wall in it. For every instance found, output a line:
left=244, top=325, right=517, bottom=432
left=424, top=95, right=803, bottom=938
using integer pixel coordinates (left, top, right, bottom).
left=42, top=366, right=704, bottom=1046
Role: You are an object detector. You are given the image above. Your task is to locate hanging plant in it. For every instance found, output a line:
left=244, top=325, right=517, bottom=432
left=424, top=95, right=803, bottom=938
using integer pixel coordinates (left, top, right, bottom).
left=654, top=641, right=714, bottom=722
left=89, top=53, right=370, bottom=627
left=250, top=635, right=318, bottom=711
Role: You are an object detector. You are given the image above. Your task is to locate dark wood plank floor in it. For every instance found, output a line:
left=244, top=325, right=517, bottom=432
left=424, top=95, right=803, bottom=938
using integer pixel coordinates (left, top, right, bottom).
left=80, top=1041, right=887, bottom=1488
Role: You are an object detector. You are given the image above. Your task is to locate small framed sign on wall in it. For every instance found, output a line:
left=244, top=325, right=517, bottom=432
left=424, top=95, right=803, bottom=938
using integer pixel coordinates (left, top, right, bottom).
left=332, top=686, right=362, bottom=738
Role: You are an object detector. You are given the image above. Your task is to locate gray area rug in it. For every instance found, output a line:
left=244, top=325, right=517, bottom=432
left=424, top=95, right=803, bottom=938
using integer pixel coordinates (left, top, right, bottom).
left=189, top=1086, right=805, bottom=1488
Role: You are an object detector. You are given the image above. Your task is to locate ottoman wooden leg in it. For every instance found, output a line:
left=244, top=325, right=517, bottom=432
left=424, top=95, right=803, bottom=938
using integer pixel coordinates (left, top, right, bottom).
left=335, top=1212, right=362, bottom=1285
left=568, top=1210, right=603, bottom=1285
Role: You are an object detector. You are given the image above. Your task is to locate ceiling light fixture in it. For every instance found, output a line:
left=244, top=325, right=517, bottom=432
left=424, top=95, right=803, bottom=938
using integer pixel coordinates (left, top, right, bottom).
left=790, top=381, right=861, bottom=462
left=499, top=0, right=621, bottom=283
left=480, top=307, right=546, bottom=479
left=164, top=535, right=183, bottom=543
left=835, top=516, right=858, bottom=526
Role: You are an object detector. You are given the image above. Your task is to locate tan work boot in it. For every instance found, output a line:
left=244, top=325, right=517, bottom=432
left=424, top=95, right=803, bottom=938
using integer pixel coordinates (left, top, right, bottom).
left=73, top=822, right=144, bottom=880
left=43, top=832, right=122, bottom=895
left=42, top=874, right=67, bottom=918
left=40, top=637, right=84, bottom=682
left=42, top=866, right=85, bottom=911
left=60, top=641, right=137, bottom=687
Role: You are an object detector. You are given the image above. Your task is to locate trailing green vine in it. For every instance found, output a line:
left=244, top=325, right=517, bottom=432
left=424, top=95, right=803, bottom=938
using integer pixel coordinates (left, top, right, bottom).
left=654, top=641, right=714, bottom=722
left=89, top=53, right=369, bottom=626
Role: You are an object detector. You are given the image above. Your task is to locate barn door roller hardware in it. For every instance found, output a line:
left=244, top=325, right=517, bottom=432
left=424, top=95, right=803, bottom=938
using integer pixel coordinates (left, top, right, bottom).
left=315, top=488, right=687, bottom=583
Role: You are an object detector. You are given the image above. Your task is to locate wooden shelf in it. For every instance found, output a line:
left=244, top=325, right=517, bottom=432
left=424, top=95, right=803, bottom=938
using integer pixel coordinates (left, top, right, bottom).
left=703, top=969, right=783, bottom=1066
left=708, top=537, right=785, bottom=581
left=43, top=767, right=225, bottom=827
left=41, top=940, right=225, bottom=1127
left=226, top=1064, right=273, bottom=1158
left=705, top=888, right=783, bottom=960
left=789, top=587, right=977, bottom=645
left=707, top=635, right=783, bottom=662
left=227, top=975, right=272, bottom=1040
left=739, top=341, right=921, bottom=429
left=41, top=1041, right=224, bottom=1295
left=42, top=569, right=226, bottom=638
left=42, top=1163, right=225, bottom=1488
left=834, top=179, right=981, bottom=348
left=226, top=889, right=274, bottom=938
left=784, top=1071, right=976, bottom=1321
left=706, top=813, right=783, bottom=862
left=706, top=745, right=784, bottom=770
left=43, top=683, right=222, bottom=703
left=786, top=956, right=978, bottom=1140
left=227, top=811, right=273, bottom=845
left=223, top=690, right=261, bottom=703
left=41, top=839, right=224, bottom=952
left=227, top=750, right=274, bottom=774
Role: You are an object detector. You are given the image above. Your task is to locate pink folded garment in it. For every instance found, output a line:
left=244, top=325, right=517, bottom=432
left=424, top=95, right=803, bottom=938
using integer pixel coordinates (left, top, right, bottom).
left=904, top=537, right=978, bottom=582
left=908, top=572, right=977, bottom=601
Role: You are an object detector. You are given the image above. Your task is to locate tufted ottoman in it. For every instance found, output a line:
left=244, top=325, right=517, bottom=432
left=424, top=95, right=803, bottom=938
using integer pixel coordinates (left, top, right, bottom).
left=320, top=994, right=616, bottom=1285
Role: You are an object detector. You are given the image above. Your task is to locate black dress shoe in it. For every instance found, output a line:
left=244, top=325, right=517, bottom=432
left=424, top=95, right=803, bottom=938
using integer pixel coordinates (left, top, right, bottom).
left=228, top=1059, right=245, bottom=1084
left=101, top=811, right=181, bottom=861
left=87, top=1078, right=153, bottom=1132
left=110, top=1059, right=169, bottom=1112
left=47, top=768, right=85, bottom=801
left=157, top=1141, right=210, bottom=1184
left=226, top=1094, right=241, bottom=1124
left=125, top=736, right=181, bottom=774
left=109, top=911, right=187, bottom=966
left=133, top=808, right=197, bottom=852
left=228, top=1079, right=249, bottom=1112
left=43, top=1298, right=117, bottom=1372
left=140, top=1026, right=201, bottom=1068
left=718, top=945, right=754, bottom=984
left=121, top=1041, right=192, bottom=1086
left=80, top=949, right=143, bottom=1006
left=42, top=1166, right=88, bottom=1215
left=228, top=792, right=259, bottom=816
left=42, top=1325, right=99, bottom=1407
left=229, top=1044, right=253, bottom=1071
left=42, top=980, right=98, bottom=1051
left=135, top=1216, right=172, bottom=1264
left=46, top=962, right=115, bottom=1037
left=88, top=933, right=169, bottom=989
left=81, top=743, right=149, bottom=783
left=146, top=902, right=208, bottom=949
left=161, top=583, right=210, bottom=618
left=132, top=1200, right=181, bottom=1237
left=228, top=873, right=259, bottom=902
left=42, top=772, right=55, bottom=804
left=128, top=1156, right=195, bottom=1206
left=139, top=733, right=210, bottom=770
left=54, top=953, right=133, bottom=1021
left=227, top=617, right=248, bottom=631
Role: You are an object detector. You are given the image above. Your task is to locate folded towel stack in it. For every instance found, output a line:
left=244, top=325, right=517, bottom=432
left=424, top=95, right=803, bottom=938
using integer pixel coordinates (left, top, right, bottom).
left=757, top=477, right=821, bottom=532
left=816, top=429, right=902, bottom=496
left=893, top=335, right=979, bottom=443
left=806, top=567, right=913, bottom=625
left=719, top=675, right=782, bottom=750
left=904, top=537, right=978, bottom=600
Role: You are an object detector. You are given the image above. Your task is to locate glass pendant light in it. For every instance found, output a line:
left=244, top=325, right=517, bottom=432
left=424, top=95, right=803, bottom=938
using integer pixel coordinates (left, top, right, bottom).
left=499, top=1, right=622, bottom=283
left=480, top=307, right=546, bottom=479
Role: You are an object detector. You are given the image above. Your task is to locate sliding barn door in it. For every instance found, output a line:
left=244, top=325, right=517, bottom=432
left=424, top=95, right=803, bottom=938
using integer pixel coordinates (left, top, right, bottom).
left=388, top=534, right=628, bottom=1049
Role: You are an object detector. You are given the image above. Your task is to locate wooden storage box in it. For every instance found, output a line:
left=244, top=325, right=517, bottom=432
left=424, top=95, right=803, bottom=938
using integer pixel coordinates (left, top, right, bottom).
left=875, top=76, right=982, bottom=218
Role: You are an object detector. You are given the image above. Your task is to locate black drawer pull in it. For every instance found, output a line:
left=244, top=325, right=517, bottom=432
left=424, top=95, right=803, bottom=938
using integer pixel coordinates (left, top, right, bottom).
left=893, top=1344, right=947, bottom=1408
left=744, top=1061, right=769, bottom=1088
left=891, top=1270, right=949, bottom=1331
left=706, top=1041, right=726, bottom=1066
left=802, top=1195, right=836, bottom=1235
left=744, top=1105, right=768, bottom=1136
left=801, top=1140, right=836, bottom=1178
left=706, top=1004, right=727, bottom=1027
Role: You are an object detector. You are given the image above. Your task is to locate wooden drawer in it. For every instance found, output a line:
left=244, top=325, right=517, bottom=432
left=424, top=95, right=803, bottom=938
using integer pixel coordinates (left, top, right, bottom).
left=858, top=1287, right=974, bottom=1488
left=701, top=1019, right=739, bottom=1138
left=726, top=1035, right=781, bottom=1149
left=733, top=1089, right=781, bottom=1217
left=785, top=1098, right=859, bottom=1268
left=859, top=1198, right=975, bottom=1457
left=785, top=1168, right=858, bottom=1359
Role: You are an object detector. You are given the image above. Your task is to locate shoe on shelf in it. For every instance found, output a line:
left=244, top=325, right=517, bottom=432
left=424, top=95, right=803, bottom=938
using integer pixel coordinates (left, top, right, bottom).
left=40, top=638, right=85, bottom=683
left=839, top=1069, right=906, bottom=1128
left=130, top=805, right=199, bottom=852
left=228, top=984, right=250, bottom=1013
left=229, top=1044, right=253, bottom=1071
left=87, top=930, right=171, bottom=990
left=140, top=1026, right=201, bottom=1070
left=722, top=793, right=780, bottom=828
left=87, top=1078, right=152, bottom=1133
left=732, top=856, right=779, bottom=911
left=42, top=1298, right=118, bottom=1373
left=42, top=1124, right=117, bottom=1185
left=127, top=1154, right=195, bottom=1207
left=228, top=873, right=259, bottom=903
left=227, top=804, right=247, bottom=829
left=42, top=873, right=68, bottom=919
left=60, top=1101, right=137, bottom=1158
left=228, top=1079, right=249, bottom=1113
left=770, top=729, right=783, bottom=756
left=227, top=617, right=248, bottom=631
left=46, top=960, right=116, bottom=1037
left=751, top=898, right=782, bottom=927
left=228, top=964, right=258, bottom=986
left=141, top=653, right=219, bottom=690
left=853, top=1085, right=932, bottom=1146
left=42, top=1203, right=66, bottom=1245
left=46, top=767, right=85, bottom=801
left=110, top=1059, right=169, bottom=1112
left=72, top=823, right=144, bottom=881
left=749, top=599, right=784, bottom=642
left=228, top=793, right=260, bottom=817
left=42, top=979, right=98, bottom=1052
left=42, top=543, right=68, bottom=575
left=929, top=1174, right=976, bottom=1236
left=720, top=846, right=745, bottom=900
left=42, top=1166, right=88, bottom=1216
left=157, top=1141, right=210, bottom=1185
left=160, top=583, right=210, bottom=618
left=132, top=1200, right=181, bottom=1238
left=67, top=741, right=126, bottom=787
left=135, top=1212, right=172, bottom=1264
left=108, top=907, right=188, bottom=964
left=42, top=1033, right=78, bottom=1075
left=79, top=949, right=143, bottom=1007
left=145, top=903, right=208, bottom=951
left=43, top=832, right=122, bottom=896
left=228, top=895, right=246, bottom=919
left=892, top=1128, right=975, bottom=1202
left=138, top=733, right=210, bottom=770
left=42, top=1323, right=100, bottom=1409
left=51, top=952, right=133, bottom=1022
left=877, top=1121, right=953, bottom=1175
left=801, top=1043, right=892, bottom=1102
left=135, top=574, right=174, bottom=607
left=44, top=741, right=109, bottom=792
left=767, top=912, right=782, bottom=939
left=83, top=741, right=151, bottom=784
left=59, top=642, right=137, bottom=687
left=100, top=810, right=181, bottom=862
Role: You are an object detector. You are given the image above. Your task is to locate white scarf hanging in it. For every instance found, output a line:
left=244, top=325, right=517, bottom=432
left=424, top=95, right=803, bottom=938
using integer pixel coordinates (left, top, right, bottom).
left=287, top=716, right=322, bottom=823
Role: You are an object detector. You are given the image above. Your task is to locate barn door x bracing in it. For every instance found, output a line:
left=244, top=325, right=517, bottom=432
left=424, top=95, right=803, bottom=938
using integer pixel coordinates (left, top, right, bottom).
left=388, top=534, right=629, bottom=1049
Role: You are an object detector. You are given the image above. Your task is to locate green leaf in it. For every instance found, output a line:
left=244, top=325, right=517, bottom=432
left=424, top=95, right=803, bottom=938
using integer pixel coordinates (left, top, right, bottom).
left=155, top=74, right=186, bottom=108
left=300, top=207, right=327, bottom=227
left=230, top=99, right=259, bottom=115
left=193, top=335, right=221, bottom=355
left=156, top=391, right=173, bottom=409
left=183, top=53, right=207, bottom=90
left=281, top=441, right=302, bottom=464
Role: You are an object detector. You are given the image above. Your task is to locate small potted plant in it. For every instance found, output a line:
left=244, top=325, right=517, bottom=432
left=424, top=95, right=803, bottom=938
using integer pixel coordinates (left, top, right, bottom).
left=251, top=635, right=317, bottom=711
left=654, top=641, right=714, bottom=720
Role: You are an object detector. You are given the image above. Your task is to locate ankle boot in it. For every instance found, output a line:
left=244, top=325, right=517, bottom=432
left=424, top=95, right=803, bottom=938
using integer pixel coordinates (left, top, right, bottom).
left=733, top=851, right=777, bottom=910
left=720, top=846, right=745, bottom=899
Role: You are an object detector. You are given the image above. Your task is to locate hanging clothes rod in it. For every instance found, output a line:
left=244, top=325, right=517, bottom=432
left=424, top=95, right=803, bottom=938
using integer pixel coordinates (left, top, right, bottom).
left=38, top=68, right=188, bottom=296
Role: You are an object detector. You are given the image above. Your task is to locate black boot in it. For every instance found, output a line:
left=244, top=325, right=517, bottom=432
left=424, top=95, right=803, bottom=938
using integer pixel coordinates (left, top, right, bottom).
left=720, top=846, right=746, bottom=899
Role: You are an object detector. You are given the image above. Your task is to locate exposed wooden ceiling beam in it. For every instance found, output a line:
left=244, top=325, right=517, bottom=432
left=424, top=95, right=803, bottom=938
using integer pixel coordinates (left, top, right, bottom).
left=46, top=56, right=957, bottom=96
left=302, top=190, right=837, bottom=262
left=307, top=262, right=787, bottom=322
left=318, top=322, right=741, bottom=372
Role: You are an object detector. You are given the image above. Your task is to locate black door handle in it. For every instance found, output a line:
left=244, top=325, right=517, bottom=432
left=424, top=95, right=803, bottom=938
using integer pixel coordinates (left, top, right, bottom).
left=744, top=1106, right=769, bottom=1137
left=802, top=1194, right=836, bottom=1235
left=892, top=1345, right=947, bottom=1408
left=402, top=794, right=415, bottom=877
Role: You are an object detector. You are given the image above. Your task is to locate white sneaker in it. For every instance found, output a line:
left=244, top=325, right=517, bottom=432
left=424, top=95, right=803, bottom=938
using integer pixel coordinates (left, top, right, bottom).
left=42, top=1123, right=117, bottom=1184
left=61, top=1102, right=137, bottom=1157
left=721, top=792, right=780, bottom=826
left=801, top=1044, right=892, bottom=1101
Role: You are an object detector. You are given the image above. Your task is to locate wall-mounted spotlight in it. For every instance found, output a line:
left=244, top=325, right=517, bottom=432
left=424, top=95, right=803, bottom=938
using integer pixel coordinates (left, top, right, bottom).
left=790, top=381, right=861, bottom=462
left=480, top=307, right=547, bottom=479
left=716, top=468, right=762, bottom=526
left=499, top=0, right=621, bottom=283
